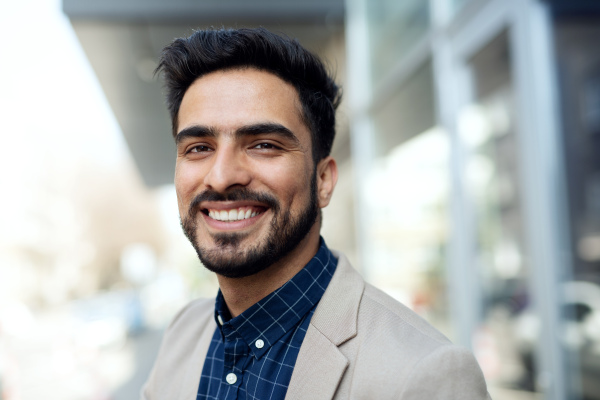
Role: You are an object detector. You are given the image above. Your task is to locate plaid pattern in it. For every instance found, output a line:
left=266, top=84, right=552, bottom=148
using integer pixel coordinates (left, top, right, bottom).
left=197, top=239, right=337, bottom=400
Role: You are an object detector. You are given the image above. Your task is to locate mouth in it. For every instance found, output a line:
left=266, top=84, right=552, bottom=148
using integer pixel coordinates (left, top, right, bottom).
left=201, top=205, right=267, bottom=222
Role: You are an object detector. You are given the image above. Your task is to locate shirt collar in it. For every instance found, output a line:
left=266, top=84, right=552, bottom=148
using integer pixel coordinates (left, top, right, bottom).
left=213, top=238, right=337, bottom=359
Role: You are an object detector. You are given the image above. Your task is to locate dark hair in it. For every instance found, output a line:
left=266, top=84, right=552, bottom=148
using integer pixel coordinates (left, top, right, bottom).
left=156, top=27, right=342, bottom=163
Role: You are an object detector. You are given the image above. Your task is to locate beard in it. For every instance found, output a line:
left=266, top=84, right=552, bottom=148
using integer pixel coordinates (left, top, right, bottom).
left=181, top=172, right=319, bottom=278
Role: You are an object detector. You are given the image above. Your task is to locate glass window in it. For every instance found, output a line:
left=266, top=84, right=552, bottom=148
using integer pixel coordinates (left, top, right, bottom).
left=363, top=61, right=451, bottom=336
left=372, top=61, right=436, bottom=158
left=460, top=31, right=538, bottom=397
left=555, top=16, right=600, bottom=400
left=366, top=0, right=430, bottom=85
left=363, top=127, right=452, bottom=335
left=451, top=0, right=476, bottom=15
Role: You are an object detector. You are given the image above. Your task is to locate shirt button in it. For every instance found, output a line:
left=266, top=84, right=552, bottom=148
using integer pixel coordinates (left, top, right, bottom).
left=255, top=339, right=264, bottom=349
left=226, top=373, right=237, bottom=384
left=217, top=315, right=224, bottom=326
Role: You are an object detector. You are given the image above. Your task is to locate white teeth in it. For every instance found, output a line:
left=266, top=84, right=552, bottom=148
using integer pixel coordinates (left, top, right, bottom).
left=209, top=208, right=261, bottom=221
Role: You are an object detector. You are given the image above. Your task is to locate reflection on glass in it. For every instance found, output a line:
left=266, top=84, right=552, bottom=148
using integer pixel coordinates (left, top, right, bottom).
left=372, top=61, right=436, bottom=158
left=451, top=0, right=478, bottom=15
left=366, top=0, right=430, bottom=84
left=363, top=127, right=451, bottom=336
left=363, top=60, right=449, bottom=333
left=461, top=31, right=538, bottom=396
left=555, top=17, right=600, bottom=400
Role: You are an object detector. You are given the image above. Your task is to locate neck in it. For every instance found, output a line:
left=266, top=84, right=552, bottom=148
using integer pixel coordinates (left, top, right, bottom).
left=217, top=225, right=321, bottom=318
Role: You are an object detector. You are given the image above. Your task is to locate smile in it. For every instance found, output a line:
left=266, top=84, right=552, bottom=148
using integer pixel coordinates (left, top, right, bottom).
left=205, top=206, right=265, bottom=222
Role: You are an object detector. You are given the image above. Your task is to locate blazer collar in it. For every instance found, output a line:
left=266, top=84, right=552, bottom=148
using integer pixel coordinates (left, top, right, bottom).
left=285, top=251, right=365, bottom=399
left=310, top=250, right=364, bottom=345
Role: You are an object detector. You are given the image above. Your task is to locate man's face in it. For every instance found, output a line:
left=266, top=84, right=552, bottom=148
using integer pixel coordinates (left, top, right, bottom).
left=175, top=68, right=320, bottom=278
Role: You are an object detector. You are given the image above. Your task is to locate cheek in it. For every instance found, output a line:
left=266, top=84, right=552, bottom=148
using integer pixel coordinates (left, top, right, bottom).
left=255, top=160, right=312, bottom=205
left=175, top=162, right=205, bottom=205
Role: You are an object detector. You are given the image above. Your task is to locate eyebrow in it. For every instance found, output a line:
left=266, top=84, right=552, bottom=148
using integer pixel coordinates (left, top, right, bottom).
left=236, top=123, right=300, bottom=145
left=176, top=123, right=300, bottom=146
left=175, top=125, right=217, bottom=144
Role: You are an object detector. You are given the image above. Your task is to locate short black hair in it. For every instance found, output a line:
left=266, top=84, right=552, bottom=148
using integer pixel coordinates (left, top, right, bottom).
left=156, top=27, right=342, bottom=163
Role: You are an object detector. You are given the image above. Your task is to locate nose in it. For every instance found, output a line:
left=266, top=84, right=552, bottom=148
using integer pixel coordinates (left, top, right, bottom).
left=203, top=145, right=251, bottom=192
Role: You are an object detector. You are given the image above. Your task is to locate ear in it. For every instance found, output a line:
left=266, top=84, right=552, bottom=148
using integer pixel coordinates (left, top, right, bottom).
left=316, top=156, right=338, bottom=209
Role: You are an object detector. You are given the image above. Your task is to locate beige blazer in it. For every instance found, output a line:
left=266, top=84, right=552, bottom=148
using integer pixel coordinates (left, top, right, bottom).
left=141, top=251, right=491, bottom=399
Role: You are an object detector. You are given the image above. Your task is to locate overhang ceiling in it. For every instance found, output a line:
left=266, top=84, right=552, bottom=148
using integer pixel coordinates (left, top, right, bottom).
left=63, top=0, right=345, bottom=187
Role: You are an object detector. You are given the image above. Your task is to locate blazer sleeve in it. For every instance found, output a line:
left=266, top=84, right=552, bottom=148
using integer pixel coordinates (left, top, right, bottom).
left=398, top=344, right=492, bottom=400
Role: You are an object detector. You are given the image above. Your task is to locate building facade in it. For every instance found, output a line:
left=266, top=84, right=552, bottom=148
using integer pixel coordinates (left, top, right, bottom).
left=345, top=0, right=600, bottom=399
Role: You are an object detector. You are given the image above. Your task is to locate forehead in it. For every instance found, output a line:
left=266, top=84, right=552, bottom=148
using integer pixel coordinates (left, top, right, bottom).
left=177, top=68, right=307, bottom=136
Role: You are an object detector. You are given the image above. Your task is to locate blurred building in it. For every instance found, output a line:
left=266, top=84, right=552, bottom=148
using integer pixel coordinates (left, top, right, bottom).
left=345, top=0, right=600, bottom=399
left=58, top=0, right=600, bottom=400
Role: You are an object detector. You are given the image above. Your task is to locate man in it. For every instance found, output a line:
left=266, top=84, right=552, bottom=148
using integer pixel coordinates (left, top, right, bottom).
left=142, top=27, right=490, bottom=400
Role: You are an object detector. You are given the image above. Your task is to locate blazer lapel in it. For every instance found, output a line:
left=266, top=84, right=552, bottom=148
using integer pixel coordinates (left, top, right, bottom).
left=284, top=325, right=349, bottom=400
left=286, top=252, right=365, bottom=400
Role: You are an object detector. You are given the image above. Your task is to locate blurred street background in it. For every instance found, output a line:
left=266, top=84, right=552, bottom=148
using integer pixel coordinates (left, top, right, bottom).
left=1, top=0, right=599, bottom=399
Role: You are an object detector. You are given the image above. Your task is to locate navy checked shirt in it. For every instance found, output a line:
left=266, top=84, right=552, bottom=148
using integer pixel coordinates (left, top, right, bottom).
left=197, top=239, right=337, bottom=400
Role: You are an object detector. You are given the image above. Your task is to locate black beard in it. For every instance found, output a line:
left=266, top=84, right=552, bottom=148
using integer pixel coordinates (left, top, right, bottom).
left=181, top=172, right=319, bottom=278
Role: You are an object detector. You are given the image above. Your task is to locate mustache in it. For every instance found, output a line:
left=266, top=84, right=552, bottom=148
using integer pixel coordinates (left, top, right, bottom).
left=187, top=187, right=280, bottom=216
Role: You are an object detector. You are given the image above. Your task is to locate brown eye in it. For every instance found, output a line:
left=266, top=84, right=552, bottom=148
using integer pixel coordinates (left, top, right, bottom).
left=190, top=145, right=213, bottom=153
left=253, top=143, right=278, bottom=149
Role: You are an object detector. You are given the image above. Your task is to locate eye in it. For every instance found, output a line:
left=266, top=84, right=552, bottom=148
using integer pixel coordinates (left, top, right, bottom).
left=189, top=145, right=213, bottom=153
left=253, top=143, right=279, bottom=150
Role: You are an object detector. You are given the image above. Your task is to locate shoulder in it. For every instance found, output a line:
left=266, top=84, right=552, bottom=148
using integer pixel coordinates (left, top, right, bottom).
left=358, top=282, right=451, bottom=348
left=319, top=252, right=489, bottom=399
left=321, top=251, right=451, bottom=351
left=351, top=285, right=489, bottom=399
left=154, top=297, right=216, bottom=365
left=163, top=297, right=214, bottom=338
left=347, top=281, right=456, bottom=377
left=141, top=298, right=216, bottom=400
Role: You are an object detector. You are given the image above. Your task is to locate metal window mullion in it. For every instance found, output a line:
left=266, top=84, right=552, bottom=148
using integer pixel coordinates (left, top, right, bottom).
left=431, top=29, right=481, bottom=348
left=345, top=0, right=376, bottom=276
left=509, top=0, right=571, bottom=399
left=434, top=0, right=515, bottom=351
left=450, top=0, right=511, bottom=61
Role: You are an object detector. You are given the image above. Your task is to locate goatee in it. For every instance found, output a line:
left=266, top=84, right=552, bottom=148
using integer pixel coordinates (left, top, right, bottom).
left=181, top=173, right=319, bottom=278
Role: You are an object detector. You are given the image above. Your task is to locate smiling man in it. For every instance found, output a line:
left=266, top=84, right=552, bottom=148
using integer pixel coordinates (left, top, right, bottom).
left=175, top=68, right=329, bottom=294
left=142, top=28, right=490, bottom=400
